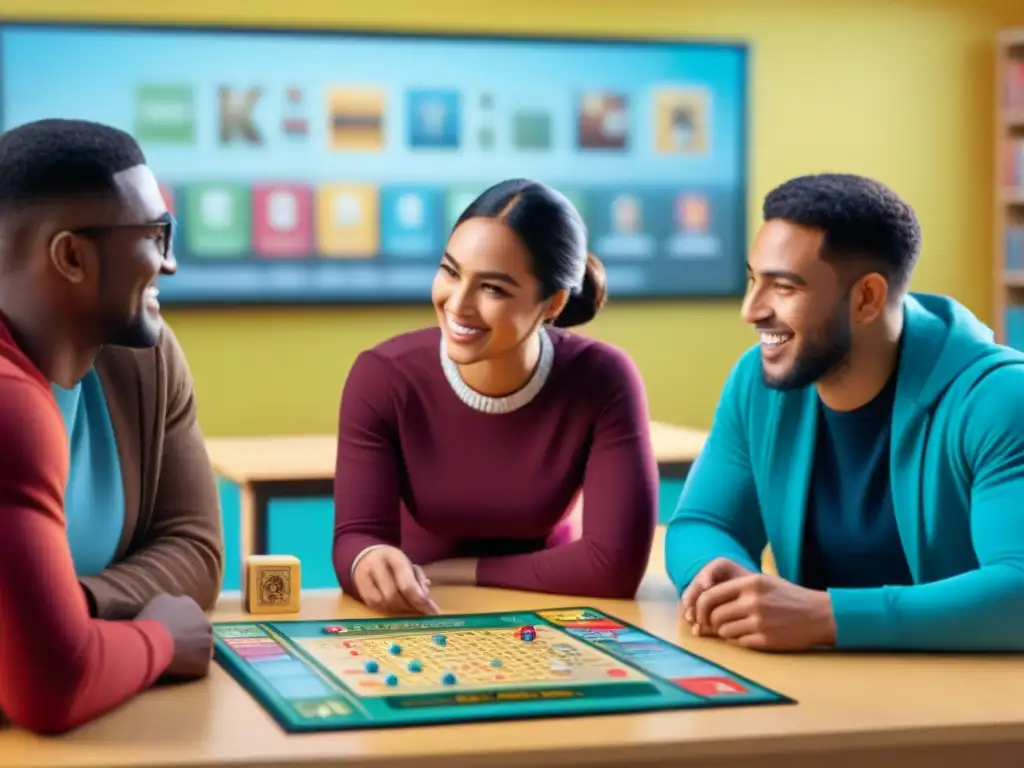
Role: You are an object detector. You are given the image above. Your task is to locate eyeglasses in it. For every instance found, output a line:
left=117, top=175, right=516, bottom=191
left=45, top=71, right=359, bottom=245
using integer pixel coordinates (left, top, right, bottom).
left=72, top=211, right=176, bottom=259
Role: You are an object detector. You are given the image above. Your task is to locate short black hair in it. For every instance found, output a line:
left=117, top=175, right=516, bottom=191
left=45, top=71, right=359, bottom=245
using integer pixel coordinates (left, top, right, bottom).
left=0, top=118, right=146, bottom=212
left=456, top=179, right=608, bottom=327
left=762, top=173, right=922, bottom=292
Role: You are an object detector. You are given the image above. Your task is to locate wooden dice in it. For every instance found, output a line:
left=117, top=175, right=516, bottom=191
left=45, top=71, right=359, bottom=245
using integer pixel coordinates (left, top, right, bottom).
left=244, top=554, right=301, bottom=615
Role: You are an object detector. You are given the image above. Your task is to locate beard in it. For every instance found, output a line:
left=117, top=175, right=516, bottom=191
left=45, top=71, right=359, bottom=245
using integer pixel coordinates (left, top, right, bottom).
left=105, top=307, right=161, bottom=348
left=762, top=305, right=852, bottom=390
left=96, top=252, right=163, bottom=349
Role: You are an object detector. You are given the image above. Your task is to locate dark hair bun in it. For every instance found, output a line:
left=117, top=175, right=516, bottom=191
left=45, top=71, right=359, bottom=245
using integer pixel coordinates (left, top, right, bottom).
left=552, top=253, right=608, bottom=328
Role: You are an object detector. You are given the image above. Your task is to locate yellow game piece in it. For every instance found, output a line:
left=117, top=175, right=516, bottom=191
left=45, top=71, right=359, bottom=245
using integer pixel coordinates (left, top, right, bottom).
left=244, top=554, right=301, bottom=614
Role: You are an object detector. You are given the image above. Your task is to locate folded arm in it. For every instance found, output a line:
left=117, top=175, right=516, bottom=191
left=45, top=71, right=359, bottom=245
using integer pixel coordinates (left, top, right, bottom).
left=474, top=347, right=659, bottom=599
left=829, top=364, right=1024, bottom=651
left=332, top=351, right=404, bottom=597
left=664, top=358, right=767, bottom=594
left=0, top=379, right=173, bottom=734
left=81, top=329, right=224, bottom=618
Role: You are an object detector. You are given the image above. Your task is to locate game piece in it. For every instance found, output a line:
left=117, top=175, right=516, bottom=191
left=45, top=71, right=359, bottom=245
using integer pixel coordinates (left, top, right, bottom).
left=388, top=643, right=402, bottom=655
left=432, top=633, right=447, bottom=646
left=243, top=554, right=301, bottom=615
left=212, top=606, right=791, bottom=734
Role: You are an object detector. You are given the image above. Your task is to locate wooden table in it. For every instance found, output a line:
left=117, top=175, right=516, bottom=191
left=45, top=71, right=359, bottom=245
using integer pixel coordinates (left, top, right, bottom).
left=205, top=422, right=708, bottom=567
left=3, top=530, right=1023, bottom=768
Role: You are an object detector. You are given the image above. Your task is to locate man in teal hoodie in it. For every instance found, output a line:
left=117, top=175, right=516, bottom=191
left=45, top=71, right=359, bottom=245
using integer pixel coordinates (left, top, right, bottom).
left=665, top=173, right=1024, bottom=652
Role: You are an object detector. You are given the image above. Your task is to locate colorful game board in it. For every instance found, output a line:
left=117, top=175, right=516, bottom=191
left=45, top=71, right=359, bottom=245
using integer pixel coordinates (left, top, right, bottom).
left=213, top=607, right=792, bottom=733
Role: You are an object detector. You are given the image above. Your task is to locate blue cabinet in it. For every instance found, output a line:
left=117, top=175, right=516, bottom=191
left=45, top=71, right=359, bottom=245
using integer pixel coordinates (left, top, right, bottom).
left=216, top=477, right=686, bottom=590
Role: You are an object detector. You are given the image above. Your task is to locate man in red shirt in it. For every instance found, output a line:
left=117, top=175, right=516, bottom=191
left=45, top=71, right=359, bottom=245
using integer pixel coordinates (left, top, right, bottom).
left=0, top=118, right=213, bottom=734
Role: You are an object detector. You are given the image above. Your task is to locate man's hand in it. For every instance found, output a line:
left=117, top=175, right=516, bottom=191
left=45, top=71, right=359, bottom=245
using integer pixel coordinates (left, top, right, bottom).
left=136, top=594, right=214, bottom=679
left=680, top=558, right=754, bottom=626
left=691, top=572, right=837, bottom=651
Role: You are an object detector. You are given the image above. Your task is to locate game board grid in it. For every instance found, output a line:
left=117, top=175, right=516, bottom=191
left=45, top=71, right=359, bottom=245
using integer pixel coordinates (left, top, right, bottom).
left=295, top=627, right=645, bottom=697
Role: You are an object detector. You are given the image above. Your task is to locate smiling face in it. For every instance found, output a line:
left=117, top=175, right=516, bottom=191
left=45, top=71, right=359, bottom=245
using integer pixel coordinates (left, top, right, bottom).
left=52, top=164, right=178, bottom=349
left=98, top=166, right=177, bottom=348
left=741, top=219, right=859, bottom=389
left=431, top=216, right=566, bottom=365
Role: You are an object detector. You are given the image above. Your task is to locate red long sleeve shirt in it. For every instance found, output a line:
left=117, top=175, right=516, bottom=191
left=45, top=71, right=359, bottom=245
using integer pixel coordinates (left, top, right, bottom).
left=0, top=314, right=173, bottom=734
left=333, top=327, right=659, bottom=600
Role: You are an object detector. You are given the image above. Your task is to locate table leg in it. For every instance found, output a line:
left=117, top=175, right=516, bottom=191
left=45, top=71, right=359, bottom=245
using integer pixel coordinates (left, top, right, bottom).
left=237, top=483, right=271, bottom=587
left=658, top=460, right=693, bottom=480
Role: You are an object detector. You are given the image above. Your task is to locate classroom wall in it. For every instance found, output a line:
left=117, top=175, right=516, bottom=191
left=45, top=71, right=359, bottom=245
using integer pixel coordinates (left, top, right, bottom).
left=5, top=0, right=1024, bottom=436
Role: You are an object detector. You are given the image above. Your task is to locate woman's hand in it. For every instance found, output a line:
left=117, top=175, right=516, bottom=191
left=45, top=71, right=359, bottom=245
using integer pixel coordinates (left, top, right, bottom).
left=352, top=546, right=440, bottom=615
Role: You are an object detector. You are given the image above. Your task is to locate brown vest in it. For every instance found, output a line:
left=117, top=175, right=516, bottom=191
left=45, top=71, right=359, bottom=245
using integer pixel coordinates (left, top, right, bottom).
left=82, top=324, right=224, bottom=619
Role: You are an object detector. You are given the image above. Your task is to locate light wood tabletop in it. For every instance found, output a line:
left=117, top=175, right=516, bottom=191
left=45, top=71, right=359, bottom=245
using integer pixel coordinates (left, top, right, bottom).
left=3, top=530, right=1023, bottom=768
left=204, top=421, right=708, bottom=486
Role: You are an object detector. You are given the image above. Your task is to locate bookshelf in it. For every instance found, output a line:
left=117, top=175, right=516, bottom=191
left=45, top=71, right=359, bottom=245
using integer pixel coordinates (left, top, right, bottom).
left=997, top=28, right=1024, bottom=350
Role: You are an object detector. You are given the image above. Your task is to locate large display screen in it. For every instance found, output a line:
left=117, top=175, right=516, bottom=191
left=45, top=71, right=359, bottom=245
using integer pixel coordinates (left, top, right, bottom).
left=0, top=23, right=749, bottom=306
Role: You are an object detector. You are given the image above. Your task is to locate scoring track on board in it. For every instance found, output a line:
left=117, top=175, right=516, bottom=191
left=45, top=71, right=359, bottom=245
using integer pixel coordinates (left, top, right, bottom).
left=299, top=624, right=648, bottom=695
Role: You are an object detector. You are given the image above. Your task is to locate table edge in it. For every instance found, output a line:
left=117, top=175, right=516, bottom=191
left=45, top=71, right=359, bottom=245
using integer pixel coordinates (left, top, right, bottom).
left=39, top=719, right=1024, bottom=768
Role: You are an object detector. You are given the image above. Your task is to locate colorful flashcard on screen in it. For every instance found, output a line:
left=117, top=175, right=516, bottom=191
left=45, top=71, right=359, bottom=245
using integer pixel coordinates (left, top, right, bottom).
left=0, top=23, right=748, bottom=305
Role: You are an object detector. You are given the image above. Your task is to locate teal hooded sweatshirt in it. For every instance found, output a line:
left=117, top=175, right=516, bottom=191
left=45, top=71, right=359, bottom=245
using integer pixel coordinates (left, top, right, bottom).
left=664, top=293, right=1024, bottom=651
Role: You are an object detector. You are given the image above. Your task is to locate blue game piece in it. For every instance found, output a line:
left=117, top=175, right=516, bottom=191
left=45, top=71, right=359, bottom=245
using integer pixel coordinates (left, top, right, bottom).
left=432, top=634, right=447, bottom=646
left=441, top=672, right=457, bottom=685
left=490, top=659, right=503, bottom=668
left=384, top=673, right=398, bottom=686
left=364, top=660, right=379, bottom=673
left=388, top=643, right=402, bottom=655
left=408, top=659, right=423, bottom=672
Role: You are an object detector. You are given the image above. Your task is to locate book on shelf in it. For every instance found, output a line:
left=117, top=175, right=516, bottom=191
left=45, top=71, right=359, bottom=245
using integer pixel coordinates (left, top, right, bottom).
left=1006, top=60, right=1024, bottom=110
left=1007, top=307, right=1024, bottom=352
left=1005, top=138, right=1024, bottom=190
left=1008, top=226, right=1024, bottom=270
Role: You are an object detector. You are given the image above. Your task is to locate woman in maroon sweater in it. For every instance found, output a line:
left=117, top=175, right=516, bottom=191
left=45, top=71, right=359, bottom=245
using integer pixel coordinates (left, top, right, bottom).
left=333, top=179, right=659, bottom=614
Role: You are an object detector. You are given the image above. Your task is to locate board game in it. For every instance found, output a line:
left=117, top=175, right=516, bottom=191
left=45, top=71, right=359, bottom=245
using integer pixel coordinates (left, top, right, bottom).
left=213, top=607, right=792, bottom=733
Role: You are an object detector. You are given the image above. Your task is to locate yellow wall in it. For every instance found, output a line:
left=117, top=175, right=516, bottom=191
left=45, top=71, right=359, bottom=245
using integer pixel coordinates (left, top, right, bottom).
left=4, top=0, right=1023, bottom=436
